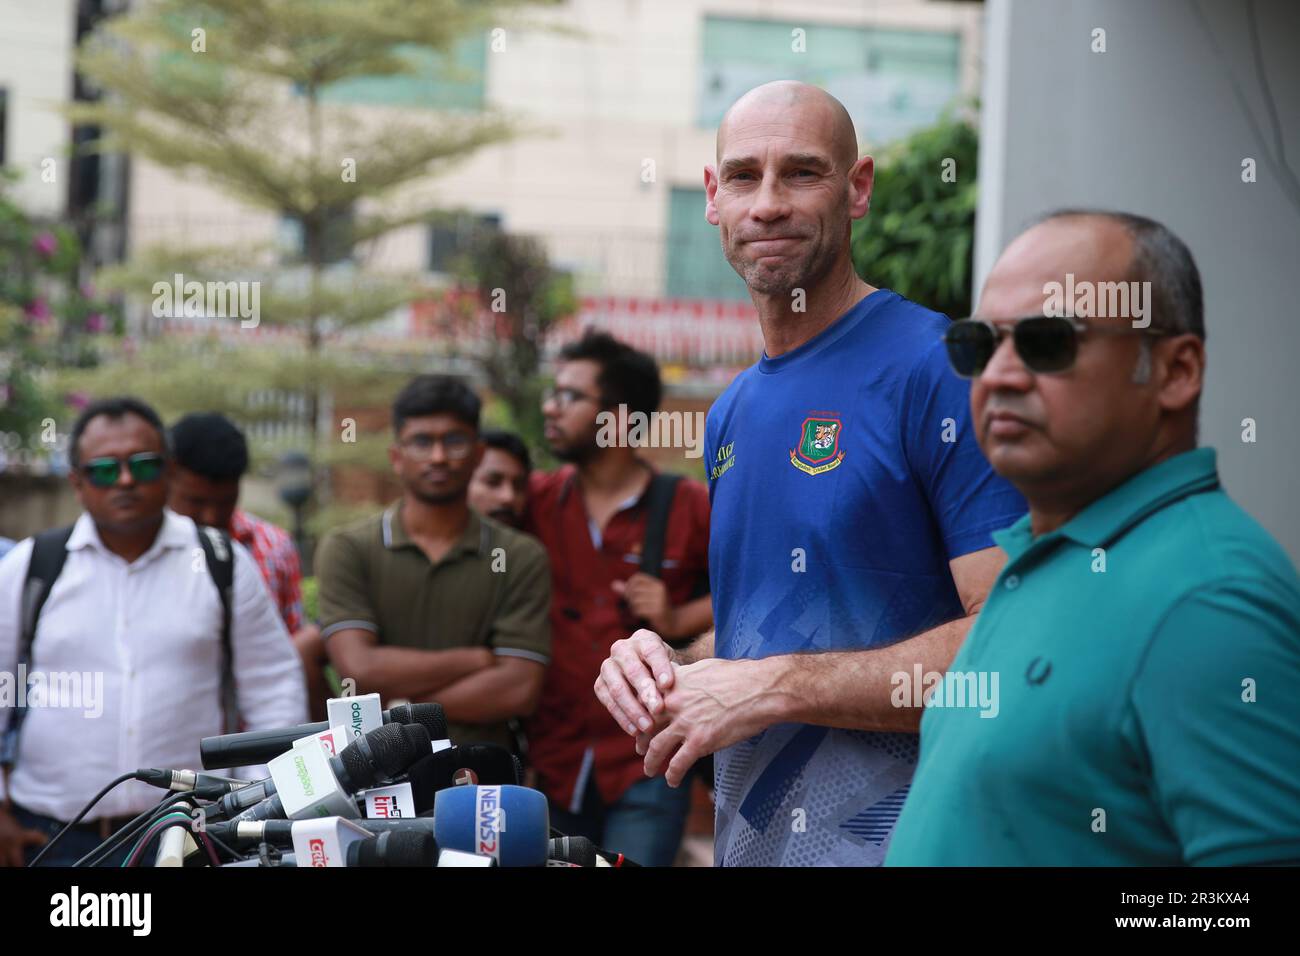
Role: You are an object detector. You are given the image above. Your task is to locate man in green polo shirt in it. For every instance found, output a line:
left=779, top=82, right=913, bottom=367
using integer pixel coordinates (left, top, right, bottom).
left=887, top=210, right=1300, bottom=866
left=316, top=375, right=550, bottom=751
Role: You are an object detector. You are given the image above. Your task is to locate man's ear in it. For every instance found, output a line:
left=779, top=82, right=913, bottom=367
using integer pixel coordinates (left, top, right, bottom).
left=848, top=155, right=874, bottom=220
left=388, top=442, right=402, bottom=476
left=704, top=165, right=720, bottom=226
left=1156, top=333, right=1205, bottom=415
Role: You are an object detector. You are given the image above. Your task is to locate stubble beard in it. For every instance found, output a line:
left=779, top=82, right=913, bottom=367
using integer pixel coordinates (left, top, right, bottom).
left=726, top=222, right=841, bottom=298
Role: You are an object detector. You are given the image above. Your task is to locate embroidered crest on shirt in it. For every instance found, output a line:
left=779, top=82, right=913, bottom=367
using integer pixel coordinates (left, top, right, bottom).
left=790, top=415, right=845, bottom=475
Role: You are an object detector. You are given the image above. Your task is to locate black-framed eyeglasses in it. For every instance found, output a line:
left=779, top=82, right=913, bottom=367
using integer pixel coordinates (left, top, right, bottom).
left=80, top=452, right=166, bottom=488
left=542, top=386, right=601, bottom=410
left=399, top=433, right=476, bottom=461
left=944, top=316, right=1172, bottom=378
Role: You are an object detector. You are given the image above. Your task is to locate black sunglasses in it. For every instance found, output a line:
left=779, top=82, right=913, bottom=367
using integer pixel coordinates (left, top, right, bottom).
left=80, top=452, right=166, bottom=488
left=944, top=316, right=1171, bottom=378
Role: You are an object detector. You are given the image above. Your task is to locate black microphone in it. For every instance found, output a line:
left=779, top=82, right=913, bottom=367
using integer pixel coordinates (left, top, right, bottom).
left=231, top=723, right=431, bottom=822
left=546, top=835, right=640, bottom=867
left=207, top=706, right=450, bottom=819
left=199, top=702, right=448, bottom=770
left=224, top=830, right=437, bottom=867
left=548, top=835, right=599, bottom=867
left=405, top=743, right=522, bottom=813
left=208, top=816, right=439, bottom=851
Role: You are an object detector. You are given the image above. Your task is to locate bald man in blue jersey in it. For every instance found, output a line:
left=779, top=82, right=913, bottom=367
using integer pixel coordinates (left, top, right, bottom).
left=593, top=81, right=1026, bottom=866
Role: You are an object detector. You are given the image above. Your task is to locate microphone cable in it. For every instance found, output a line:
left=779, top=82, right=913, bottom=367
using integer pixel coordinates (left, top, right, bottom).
left=27, top=770, right=143, bottom=867
left=73, top=790, right=194, bottom=867
left=123, top=807, right=221, bottom=868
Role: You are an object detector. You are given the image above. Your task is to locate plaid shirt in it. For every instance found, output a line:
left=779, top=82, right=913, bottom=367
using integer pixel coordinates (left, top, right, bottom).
left=230, top=509, right=304, bottom=633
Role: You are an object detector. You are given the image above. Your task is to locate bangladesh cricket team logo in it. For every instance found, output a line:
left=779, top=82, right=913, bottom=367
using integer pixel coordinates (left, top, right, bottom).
left=790, top=415, right=845, bottom=476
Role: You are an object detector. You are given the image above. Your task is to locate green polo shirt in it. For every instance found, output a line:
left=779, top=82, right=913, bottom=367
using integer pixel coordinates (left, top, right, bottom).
left=886, top=448, right=1300, bottom=866
left=316, top=502, right=551, bottom=751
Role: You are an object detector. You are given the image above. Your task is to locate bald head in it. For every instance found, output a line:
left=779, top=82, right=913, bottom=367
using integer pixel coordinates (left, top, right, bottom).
left=717, top=81, right=859, bottom=172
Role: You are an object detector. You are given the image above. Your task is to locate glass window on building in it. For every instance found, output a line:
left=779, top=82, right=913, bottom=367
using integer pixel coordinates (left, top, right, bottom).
left=698, top=16, right=961, bottom=147
left=664, top=187, right=748, bottom=301
left=279, top=207, right=356, bottom=265
left=320, top=35, right=488, bottom=111
left=429, top=212, right=501, bottom=274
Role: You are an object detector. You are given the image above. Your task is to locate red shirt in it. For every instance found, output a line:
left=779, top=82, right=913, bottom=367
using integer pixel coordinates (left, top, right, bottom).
left=524, top=465, right=711, bottom=810
left=230, top=508, right=304, bottom=633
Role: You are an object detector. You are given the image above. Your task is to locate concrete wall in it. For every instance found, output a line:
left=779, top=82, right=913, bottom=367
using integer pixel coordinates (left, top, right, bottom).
left=0, top=0, right=75, bottom=216
left=976, top=0, right=1300, bottom=563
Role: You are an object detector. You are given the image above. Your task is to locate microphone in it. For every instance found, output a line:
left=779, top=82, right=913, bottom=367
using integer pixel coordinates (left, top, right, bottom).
left=199, top=702, right=448, bottom=770
left=433, top=784, right=549, bottom=867
left=547, top=835, right=639, bottom=867
left=205, top=816, right=438, bottom=852
left=232, top=723, right=430, bottom=822
left=351, top=743, right=523, bottom=821
left=548, top=835, right=599, bottom=867
left=406, top=743, right=522, bottom=806
left=225, top=830, right=437, bottom=867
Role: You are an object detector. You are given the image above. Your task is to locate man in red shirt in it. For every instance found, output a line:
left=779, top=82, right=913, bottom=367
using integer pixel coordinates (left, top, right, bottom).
left=168, top=412, right=328, bottom=721
left=525, top=331, right=712, bottom=866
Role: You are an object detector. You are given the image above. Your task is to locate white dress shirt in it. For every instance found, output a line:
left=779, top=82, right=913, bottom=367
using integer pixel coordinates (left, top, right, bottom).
left=0, top=509, right=308, bottom=820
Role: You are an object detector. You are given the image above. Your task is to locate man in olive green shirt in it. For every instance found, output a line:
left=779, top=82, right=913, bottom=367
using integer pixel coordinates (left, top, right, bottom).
left=887, top=211, right=1300, bottom=866
left=316, top=376, right=550, bottom=751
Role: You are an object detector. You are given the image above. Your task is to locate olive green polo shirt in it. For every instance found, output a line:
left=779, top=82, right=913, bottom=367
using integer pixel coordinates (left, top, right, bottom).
left=315, top=502, right=551, bottom=751
left=886, top=448, right=1300, bottom=866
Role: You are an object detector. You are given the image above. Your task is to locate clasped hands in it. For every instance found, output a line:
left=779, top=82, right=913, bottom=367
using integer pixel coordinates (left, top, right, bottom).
left=592, top=629, right=780, bottom=788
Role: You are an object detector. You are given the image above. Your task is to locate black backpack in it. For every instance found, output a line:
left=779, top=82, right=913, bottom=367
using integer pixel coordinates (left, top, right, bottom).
left=0, top=522, right=238, bottom=771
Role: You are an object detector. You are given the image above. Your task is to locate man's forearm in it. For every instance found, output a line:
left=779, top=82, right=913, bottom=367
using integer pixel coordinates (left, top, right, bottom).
left=421, top=660, right=543, bottom=723
left=332, top=642, right=491, bottom=700
left=756, top=614, right=976, bottom=733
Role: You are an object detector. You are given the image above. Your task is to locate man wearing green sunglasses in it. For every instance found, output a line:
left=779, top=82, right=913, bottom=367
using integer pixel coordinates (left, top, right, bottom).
left=888, top=210, right=1300, bottom=865
left=0, top=396, right=306, bottom=866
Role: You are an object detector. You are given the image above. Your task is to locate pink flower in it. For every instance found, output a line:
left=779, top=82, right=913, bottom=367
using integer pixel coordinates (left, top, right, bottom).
left=33, top=232, right=57, bottom=257
left=86, top=313, right=106, bottom=333
left=65, top=390, right=91, bottom=411
left=25, top=298, right=52, bottom=324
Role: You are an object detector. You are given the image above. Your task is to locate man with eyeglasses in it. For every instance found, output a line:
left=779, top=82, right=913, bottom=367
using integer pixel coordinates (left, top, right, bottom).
left=524, top=330, right=713, bottom=867
left=316, top=375, right=550, bottom=753
left=886, top=210, right=1300, bottom=865
left=0, top=396, right=307, bottom=866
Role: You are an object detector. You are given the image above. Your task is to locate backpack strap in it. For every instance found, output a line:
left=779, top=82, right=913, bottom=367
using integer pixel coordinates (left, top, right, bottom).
left=196, top=525, right=239, bottom=735
left=639, top=473, right=682, bottom=579
left=1, top=525, right=75, bottom=770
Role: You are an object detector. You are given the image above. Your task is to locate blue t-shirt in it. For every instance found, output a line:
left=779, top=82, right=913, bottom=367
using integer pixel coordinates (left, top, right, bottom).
left=703, top=289, right=1027, bottom=866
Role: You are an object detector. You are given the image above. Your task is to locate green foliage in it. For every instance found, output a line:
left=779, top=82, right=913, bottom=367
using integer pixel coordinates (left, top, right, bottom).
left=850, top=111, right=978, bottom=320
left=451, top=229, right=576, bottom=458
left=0, top=171, right=119, bottom=467
left=300, top=575, right=319, bottom=622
